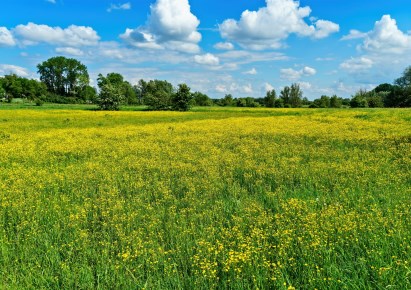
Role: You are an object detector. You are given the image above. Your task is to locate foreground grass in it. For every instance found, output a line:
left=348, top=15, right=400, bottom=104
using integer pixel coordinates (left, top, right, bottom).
left=0, top=108, right=410, bottom=289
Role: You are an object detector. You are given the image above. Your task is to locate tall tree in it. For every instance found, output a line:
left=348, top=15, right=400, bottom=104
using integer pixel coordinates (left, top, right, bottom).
left=280, top=86, right=291, bottom=106
left=264, top=89, right=276, bottom=108
left=172, top=83, right=193, bottom=111
left=96, top=73, right=126, bottom=110
left=37, top=56, right=89, bottom=96
left=289, top=83, right=303, bottom=108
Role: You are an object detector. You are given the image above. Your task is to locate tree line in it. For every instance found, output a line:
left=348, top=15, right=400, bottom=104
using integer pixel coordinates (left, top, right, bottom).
left=1, top=56, right=410, bottom=110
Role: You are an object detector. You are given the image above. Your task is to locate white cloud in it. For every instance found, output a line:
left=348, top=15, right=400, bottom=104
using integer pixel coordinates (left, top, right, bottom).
left=340, top=57, right=373, bottom=73
left=214, top=42, right=234, bottom=50
left=107, top=2, right=131, bottom=12
left=244, top=68, right=257, bottom=75
left=46, top=0, right=56, bottom=3
left=120, top=0, right=201, bottom=53
left=194, top=53, right=220, bottom=66
left=243, top=83, right=253, bottom=93
left=312, top=20, right=340, bottom=39
left=55, top=47, right=84, bottom=56
left=362, top=15, right=411, bottom=54
left=342, top=15, right=411, bottom=55
left=0, top=64, right=30, bottom=77
left=0, top=27, right=15, bottom=46
left=263, top=82, right=274, bottom=92
left=280, top=66, right=316, bottom=80
left=219, top=0, right=339, bottom=50
left=341, top=29, right=367, bottom=40
left=298, top=81, right=312, bottom=90
left=13, top=23, right=100, bottom=47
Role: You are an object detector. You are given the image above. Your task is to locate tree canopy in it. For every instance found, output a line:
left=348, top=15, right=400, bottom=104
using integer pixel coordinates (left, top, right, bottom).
left=37, top=56, right=89, bottom=97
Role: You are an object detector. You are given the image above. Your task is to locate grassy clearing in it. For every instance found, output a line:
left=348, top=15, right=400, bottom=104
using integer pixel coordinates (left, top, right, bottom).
left=0, top=107, right=410, bottom=289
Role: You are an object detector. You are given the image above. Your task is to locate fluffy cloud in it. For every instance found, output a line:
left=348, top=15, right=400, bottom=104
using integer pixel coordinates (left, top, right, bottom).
left=0, top=27, right=15, bottom=46
left=244, top=68, right=257, bottom=75
left=13, top=23, right=100, bottom=47
left=219, top=0, right=339, bottom=50
left=362, top=15, right=411, bottom=54
left=340, top=57, right=373, bottom=73
left=0, top=64, right=30, bottom=77
left=46, top=0, right=56, bottom=3
left=280, top=66, right=316, bottom=81
left=107, top=2, right=131, bottom=12
left=194, top=53, right=220, bottom=66
left=342, top=15, right=411, bottom=55
left=214, top=42, right=234, bottom=50
left=55, top=47, right=84, bottom=56
left=120, top=0, right=201, bottom=53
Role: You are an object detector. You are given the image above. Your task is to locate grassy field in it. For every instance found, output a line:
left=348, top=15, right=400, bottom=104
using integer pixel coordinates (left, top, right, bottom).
left=0, top=107, right=410, bottom=289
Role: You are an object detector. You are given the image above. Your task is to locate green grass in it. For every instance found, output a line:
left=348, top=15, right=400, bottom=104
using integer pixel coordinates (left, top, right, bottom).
left=0, top=106, right=410, bottom=289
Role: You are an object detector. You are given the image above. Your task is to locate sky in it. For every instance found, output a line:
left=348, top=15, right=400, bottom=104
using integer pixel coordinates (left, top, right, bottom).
left=1, top=0, right=411, bottom=100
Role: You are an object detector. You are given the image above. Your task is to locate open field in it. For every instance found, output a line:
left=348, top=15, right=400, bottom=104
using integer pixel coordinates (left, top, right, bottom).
left=0, top=107, right=410, bottom=289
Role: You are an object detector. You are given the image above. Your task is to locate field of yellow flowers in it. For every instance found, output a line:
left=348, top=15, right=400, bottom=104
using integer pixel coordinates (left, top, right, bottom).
left=0, top=107, right=410, bottom=289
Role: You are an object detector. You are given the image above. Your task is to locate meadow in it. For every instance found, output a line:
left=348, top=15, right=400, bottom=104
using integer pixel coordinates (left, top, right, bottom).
left=0, top=106, right=410, bottom=289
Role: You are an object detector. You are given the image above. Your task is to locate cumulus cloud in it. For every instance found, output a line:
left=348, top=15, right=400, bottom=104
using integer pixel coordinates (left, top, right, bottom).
left=280, top=66, right=316, bottom=81
left=340, top=29, right=367, bottom=40
left=219, top=0, right=339, bottom=50
left=214, top=42, right=234, bottom=50
left=362, top=15, right=411, bottom=54
left=55, top=47, right=84, bottom=56
left=342, top=15, right=411, bottom=55
left=13, top=22, right=100, bottom=47
left=194, top=53, right=219, bottom=66
left=340, top=57, right=373, bottom=73
left=0, top=27, right=15, bottom=46
left=0, top=64, right=30, bottom=77
left=107, top=2, right=131, bottom=12
left=120, top=0, right=201, bottom=53
left=244, top=68, right=257, bottom=75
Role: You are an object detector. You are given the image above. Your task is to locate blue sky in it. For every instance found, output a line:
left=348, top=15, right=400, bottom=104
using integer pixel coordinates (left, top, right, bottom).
left=1, top=0, right=411, bottom=99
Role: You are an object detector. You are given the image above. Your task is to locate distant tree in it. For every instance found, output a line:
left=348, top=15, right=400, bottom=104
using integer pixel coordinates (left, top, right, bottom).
left=0, top=85, right=5, bottom=100
left=350, top=89, right=369, bottom=108
left=314, top=95, right=330, bottom=108
left=395, top=66, right=411, bottom=88
left=172, top=83, right=193, bottom=111
left=220, top=94, right=234, bottom=106
left=289, top=83, right=303, bottom=108
left=97, top=73, right=126, bottom=110
left=192, top=91, right=212, bottom=106
left=329, top=95, right=342, bottom=108
left=366, top=91, right=384, bottom=108
left=264, top=89, right=276, bottom=108
left=274, top=98, right=284, bottom=108
left=144, top=80, right=174, bottom=110
left=37, top=56, right=89, bottom=97
left=280, top=86, right=290, bottom=106
left=79, top=85, right=97, bottom=103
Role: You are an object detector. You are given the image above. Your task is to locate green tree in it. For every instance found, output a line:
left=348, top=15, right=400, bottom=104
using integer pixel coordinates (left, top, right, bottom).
left=280, top=86, right=291, bottom=106
left=264, top=89, right=276, bottom=108
left=172, top=83, right=193, bottom=111
left=350, top=90, right=369, bottom=108
left=289, top=83, right=303, bottom=108
left=192, top=91, right=212, bottom=106
left=329, top=95, right=342, bottom=108
left=97, top=73, right=125, bottom=110
left=220, top=94, right=234, bottom=106
left=395, top=66, right=411, bottom=87
left=37, top=56, right=89, bottom=97
left=143, top=80, right=174, bottom=110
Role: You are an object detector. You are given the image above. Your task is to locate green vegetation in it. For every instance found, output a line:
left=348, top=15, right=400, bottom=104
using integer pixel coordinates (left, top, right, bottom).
left=2, top=57, right=411, bottom=110
left=0, top=107, right=410, bottom=289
